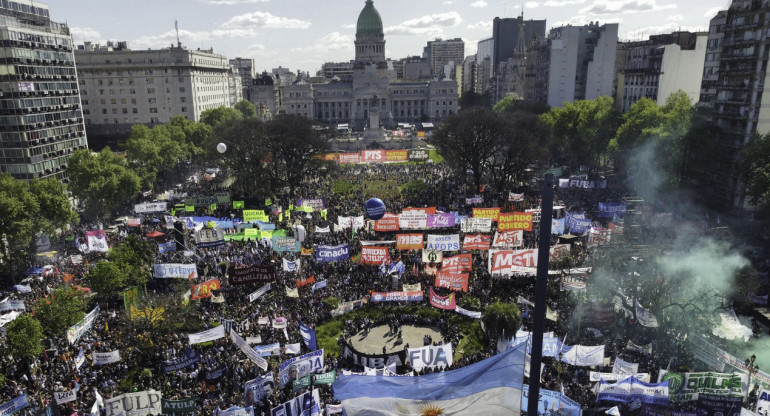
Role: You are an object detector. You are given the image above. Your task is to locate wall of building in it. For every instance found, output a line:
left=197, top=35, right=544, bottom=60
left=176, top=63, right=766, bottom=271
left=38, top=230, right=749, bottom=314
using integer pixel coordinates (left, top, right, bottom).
left=657, top=34, right=707, bottom=105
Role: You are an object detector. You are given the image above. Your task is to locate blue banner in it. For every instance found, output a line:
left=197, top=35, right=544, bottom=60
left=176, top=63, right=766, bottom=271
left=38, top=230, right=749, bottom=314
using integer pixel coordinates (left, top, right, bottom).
left=509, top=336, right=564, bottom=357
left=570, top=218, right=592, bottom=234
left=311, top=280, right=327, bottom=292
left=522, top=385, right=581, bottom=415
left=598, top=202, right=626, bottom=218
left=161, top=348, right=201, bottom=373
left=551, top=218, right=566, bottom=235
left=315, top=244, right=350, bottom=262
left=254, top=343, right=281, bottom=357
left=299, top=322, right=318, bottom=351
left=596, top=376, right=670, bottom=406
left=158, top=241, right=176, bottom=254
left=0, top=394, right=29, bottom=416
left=257, top=222, right=276, bottom=231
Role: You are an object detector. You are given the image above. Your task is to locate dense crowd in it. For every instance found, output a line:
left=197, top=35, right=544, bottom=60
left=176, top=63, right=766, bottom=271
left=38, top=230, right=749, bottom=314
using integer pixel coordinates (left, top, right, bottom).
left=0, top=162, right=767, bottom=416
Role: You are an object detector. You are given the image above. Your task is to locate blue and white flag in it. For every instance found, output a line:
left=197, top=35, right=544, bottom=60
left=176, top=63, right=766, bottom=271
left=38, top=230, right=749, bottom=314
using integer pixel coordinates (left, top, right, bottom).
left=75, top=347, right=86, bottom=370
left=158, top=241, right=176, bottom=254
left=0, top=394, right=29, bottom=416
left=333, top=343, right=526, bottom=415
left=299, top=322, right=318, bottom=351
left=387, top=261, right=405, bottom=276
left=270, top=391, right=320, bottom=416
left=596, top=376, right=669, bottom=406
left=570, top=218, right=592, bottom=234
left=522, top=385, right=582, bottom=415
left=311, top=280, right=327, bottom=293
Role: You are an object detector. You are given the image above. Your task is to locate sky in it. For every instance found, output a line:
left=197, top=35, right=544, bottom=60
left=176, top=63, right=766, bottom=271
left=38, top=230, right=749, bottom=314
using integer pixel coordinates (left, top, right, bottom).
left=51, top=0, right=732, bottom=76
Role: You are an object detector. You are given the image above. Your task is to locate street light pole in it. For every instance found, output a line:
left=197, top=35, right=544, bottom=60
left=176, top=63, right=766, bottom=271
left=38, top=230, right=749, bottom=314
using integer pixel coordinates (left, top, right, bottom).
left=745, top=354, right=759, bottom=405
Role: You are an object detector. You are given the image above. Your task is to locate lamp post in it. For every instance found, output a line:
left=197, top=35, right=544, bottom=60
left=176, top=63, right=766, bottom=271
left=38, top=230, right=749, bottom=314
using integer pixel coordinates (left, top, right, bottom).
left=745, top=354, right=759, bottom=405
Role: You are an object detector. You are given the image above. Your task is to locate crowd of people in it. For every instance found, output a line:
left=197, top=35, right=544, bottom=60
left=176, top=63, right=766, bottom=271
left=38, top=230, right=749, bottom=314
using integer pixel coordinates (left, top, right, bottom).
left=0, top=161, right=767, bottom=416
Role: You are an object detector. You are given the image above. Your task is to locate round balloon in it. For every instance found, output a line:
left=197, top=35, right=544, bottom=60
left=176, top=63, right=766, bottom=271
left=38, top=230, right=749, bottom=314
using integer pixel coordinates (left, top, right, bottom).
left=365, top=197, right=386, bottom=220
left=216, top=143, right=227, bottom=153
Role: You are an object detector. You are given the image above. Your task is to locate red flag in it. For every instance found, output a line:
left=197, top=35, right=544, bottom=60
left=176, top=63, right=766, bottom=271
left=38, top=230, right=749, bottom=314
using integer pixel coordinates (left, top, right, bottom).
left=188, top=271, right=195, bottom=280
left=412, top=263, right=417, bottom=275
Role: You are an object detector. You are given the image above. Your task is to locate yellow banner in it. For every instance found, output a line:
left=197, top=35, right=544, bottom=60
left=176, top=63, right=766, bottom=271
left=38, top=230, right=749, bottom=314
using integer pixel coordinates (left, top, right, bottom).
left=244, top=229, right=259, bottom=237
left=243, top=210, right=269, bottom=222
left=129, top=305, right=165, bottom=322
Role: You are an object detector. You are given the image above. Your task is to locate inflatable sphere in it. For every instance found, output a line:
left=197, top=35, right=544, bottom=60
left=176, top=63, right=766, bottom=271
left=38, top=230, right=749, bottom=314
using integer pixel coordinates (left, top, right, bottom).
left=216, top=143, right=227, bottom=153
left=365, top=198, right=386, bottom=220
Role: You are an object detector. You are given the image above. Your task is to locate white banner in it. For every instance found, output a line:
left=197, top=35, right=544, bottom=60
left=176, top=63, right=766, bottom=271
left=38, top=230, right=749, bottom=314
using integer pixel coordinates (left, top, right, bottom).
left=54, top=389, right=77, bottom=404
left=282, top=258, right=301, bottom=272
left=229, top=330, right=268, bottom=371
left=561, top=345, right=604, bottom=366
left=0, top=299, right=25, bottom=312
left=93, top=350, right=121, bottom=365
left=399, top=211, right=428, bottom=229
left=425, top=234, right=460, bottom=251
left=338, top=216, right=365, bottom=230
left=315, top=226, right=330, bottom=233
left=492, top=231, right=523, bottom=248
left=460, top=218, right=492, bottom=233
left=134, top=202, right=167, bottom=213
left=153, top=263, right=198, bottom=279
left=590, top=372, right=650, bottom=382
left=248, top=283, right=271, bottom=303
left=104, top=390, right=162, bottom=416
left=194, top=228, right=225, bottom=247
left=87, top=230, right=109, bottom=253
left=757, top=389, right=769, bottom=414
left=455, top=306, right=482, bottom=319
left=188, top=325, right=225, bottom=345
left=488, top=249, right=538, bottom=276
left=407, top=343, right=453, bottom=371
left=612, top=358, right=639, bottom=375
left=67, top=305, right=100, bottom=344
left=422, top=249, right=443, bottom=263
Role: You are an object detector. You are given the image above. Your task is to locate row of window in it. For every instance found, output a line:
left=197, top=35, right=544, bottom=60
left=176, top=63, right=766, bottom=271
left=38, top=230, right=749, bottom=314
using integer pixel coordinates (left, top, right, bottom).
left=0, top=46, right=74, bottom=62
left=0, top=109, right=80, bottom=126
left=0, top=96, right=80, bottom=109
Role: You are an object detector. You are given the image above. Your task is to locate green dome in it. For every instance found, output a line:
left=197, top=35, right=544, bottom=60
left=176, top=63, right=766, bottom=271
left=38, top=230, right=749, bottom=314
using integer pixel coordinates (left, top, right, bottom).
left=356, top=0, right=383, bottom=36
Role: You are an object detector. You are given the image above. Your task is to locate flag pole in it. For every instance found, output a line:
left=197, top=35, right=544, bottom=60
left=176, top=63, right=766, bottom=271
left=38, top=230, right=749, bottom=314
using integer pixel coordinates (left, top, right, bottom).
left=527, top=174, right=554, bottom=414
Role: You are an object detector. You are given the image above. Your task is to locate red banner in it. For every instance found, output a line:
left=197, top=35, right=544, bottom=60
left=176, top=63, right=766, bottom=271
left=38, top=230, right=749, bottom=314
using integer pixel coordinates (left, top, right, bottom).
left=296, top=275, right=315, bottom=288
left=321, top=153, right=337, bottom=161
left=374, top=213, right=400, bottom=232
left=191, top=279, right=220, bottom=300
left=498, top=212, right=533, bottom=232
left=462, top=234, right=491, bottom=250
left=488, top=249, right=538, bottom=275
left=492, top=230, right=523, bottom=248
left=435, top=271, right=469, bottom=292
left=441, top=254, right=472, bottom=274
left=361, top=246, right=390, bottom=265
left=361, top=149, right=385, bottom=163
left=396, top=234, right=424, bottom=250
left=339, top=153, right=360, bottom=164
left=473, top=207, right=500, bottom=221
left=429, top=288, right=456, bottom=310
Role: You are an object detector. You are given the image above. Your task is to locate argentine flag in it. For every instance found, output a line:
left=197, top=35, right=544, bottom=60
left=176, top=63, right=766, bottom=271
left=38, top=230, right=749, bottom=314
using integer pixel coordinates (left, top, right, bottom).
left=333, top=343, right=526, bottom=415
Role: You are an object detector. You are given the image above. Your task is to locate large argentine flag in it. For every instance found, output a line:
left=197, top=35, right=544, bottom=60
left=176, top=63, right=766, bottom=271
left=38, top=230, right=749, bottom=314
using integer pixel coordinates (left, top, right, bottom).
left=333, top=343, right=526, bottom=415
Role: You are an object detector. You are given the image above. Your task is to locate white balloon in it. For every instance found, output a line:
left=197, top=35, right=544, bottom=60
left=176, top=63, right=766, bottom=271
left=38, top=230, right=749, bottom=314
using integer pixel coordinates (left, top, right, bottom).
left=216, top=143, right=227, bottom=153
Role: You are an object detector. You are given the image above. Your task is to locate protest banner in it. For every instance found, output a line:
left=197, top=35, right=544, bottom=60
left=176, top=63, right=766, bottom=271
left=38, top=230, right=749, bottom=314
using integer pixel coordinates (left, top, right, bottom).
left=460, top=217, right=492, bottom=233
left=153, top=263, right=197, bottom=279
left=315, top=244, right=350, bottom=262
left=492, top=230, right=523, bottom=248
left=435, top=271, right=469, bottom=292
left=407, top=343, right=453, bottom=371
left=425, top=234, right=460, bottom=251
left=188, top=325, right=225, bottom=344
left=248, top=283, right=272, bottom=303
left=374, top=213, right=400, bottom=232
left=422, top=249, right=443, bottom=263
left=229, top=265, right=276, bottom=285
left=441, top=254, right=472, bottom=274
left=429, top=288, right=456, bottom=310
left=67, top=305, right=100, bottom=344
left=191, top=279, right=220, bottom=300
left=427, top=213, right=455, bottom=228
left=462, top=234, right=491, bottom=250
left=370, top=291, right=423, bottom=302
left=277, top=349, right=325, bottom=386
left=396, top=234, right=424, bottom=250
left=361, top=246, right=390, bottom=265
left=498, top=212, right=533, bottom=232
left=472, top=207, right=500, bottom=222
left=93, top=350, right=121, bottom=365
left=104, top=390, right=162, bottom=416
left=398, top=210, right=428, bottom=229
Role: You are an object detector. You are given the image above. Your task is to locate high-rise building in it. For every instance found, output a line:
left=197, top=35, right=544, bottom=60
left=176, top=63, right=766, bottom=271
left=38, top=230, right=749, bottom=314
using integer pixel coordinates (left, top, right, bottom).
left=0, top=0, right=87, bottom=181
left=75, top=42, right=237, bottom=149
left=537, top=22, right=618, bottom=108
left=492, top=15, right=546, bottom=75
left=619, top=32, right=707, bottom=112
left=702, top=0, right=770, bottom=208
left=699, top=11, right=728, bottom=106
left=423, top=38, right=464, bottom=77
left=229, top=57, right=254, bottom=100
left=475, top=37, right=494, bottom=96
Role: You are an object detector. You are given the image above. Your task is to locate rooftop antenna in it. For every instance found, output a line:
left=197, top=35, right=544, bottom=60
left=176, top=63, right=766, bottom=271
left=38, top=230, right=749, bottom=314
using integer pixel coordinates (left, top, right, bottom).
left=175, top=19, right=181, bottom=48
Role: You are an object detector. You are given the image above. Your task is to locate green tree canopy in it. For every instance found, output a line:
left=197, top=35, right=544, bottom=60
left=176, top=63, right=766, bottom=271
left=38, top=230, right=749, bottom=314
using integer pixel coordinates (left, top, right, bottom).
left=487, top=110, right=551, bottom=193
left=493, top=96, right=550, bottom=115
left=4, top=314, right=44, bottom=359
left=741, top=132, right=770, bottom=207
left=234, top=99, right=258, bottom=119
left=199, top=106, right=243, bottom=128
left=33, top=286, right=87, bottom=337
left=67, top=148, right=141, bottom=219
left=481, top=302, right=521, bottom=340
left=85, top=235, right=153, bottom=299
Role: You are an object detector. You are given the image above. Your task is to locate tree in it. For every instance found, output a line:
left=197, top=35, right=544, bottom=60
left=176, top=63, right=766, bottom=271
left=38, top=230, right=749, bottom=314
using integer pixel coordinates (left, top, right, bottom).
left=85, top=235, right=153, bottom=299
left=541, top=96, right=619, bottom=171
left=487, top=111, right=551, bottom=193
left=33, top=286, right=87, bottom=337
left=67, top=148, right=142, bottom=219
left=458, top=92, right=490, bottom=110
left=234, top=99, right=258, bottom=119
left=208, top=118, right=272, bottom=198
left=493, top=96, right=550, bottom=116
left=4, top=315, right=44, bottom=359
left=29, top=178, right=79, bottom=235
left=199, top=106, right=243, bottom=128
left=430, top=107, right=509, bottom=192
left=741, top=132, right=770, bottom=207
left=481, top=302, right=521, bottom=340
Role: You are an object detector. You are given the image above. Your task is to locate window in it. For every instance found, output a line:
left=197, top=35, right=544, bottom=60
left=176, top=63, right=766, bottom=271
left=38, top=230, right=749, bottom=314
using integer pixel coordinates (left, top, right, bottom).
left=133, top=108, right=138, bottom=114
left=148, top=98, right=156, bottom=104
left=179, top=87, right=186, bottom=93
left=99, top=89, right=104, bottom=95
left=131, top=98, right=137, bottom=104
left=112, top=108, right=117, bottom=114
left=147, top=88, right=155, bottom=94
left=121, top=98, right=127, bottom=104
left=100, top=99, right=106, bottom=104
left=149, top=108, right=158, bottom=113
left=102, top=109, right=107, bottom=114
left=110, top=99, right=116, bottom=105
left=181, top=107, right=187, bottom=112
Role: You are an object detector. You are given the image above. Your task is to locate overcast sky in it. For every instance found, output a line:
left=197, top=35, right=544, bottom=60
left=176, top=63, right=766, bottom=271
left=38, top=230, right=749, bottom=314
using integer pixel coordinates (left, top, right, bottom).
left=53, top=0, right=731, bottom=75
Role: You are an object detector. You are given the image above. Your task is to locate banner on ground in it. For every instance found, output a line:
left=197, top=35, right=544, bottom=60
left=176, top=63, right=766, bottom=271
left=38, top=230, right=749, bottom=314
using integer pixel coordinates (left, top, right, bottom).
left=270, top=391, right=320, bottom=416
left=277, top=349, right=325, bottom=386
left=93, top=350, right=121, bottom=365
left=422, top=249, right=443, bottom=263
left=460, top=218, right=492, bottom=233
left=462, top=234, right=491, bottom=250
left=230, top=330, right=268, bottom=371
left=334, top=344, right=525, bottom=415
left=489, top=249, right=538, bottom=276
left=282, top=258, right=301, bottom=272
left=361, top=246, right=390, bottom=265
left=191, top=279, right=220, bottom=300
left=429, top=288, right=456, bottom=310
left=398, top=211, right=428, bottom=229
left=427, top=213, right=455, bottom=228
left=86, top=230, right=109, bottom=252
left=272, top=237, right=300, bottom=252
left=67, top=305, right=100, bottom=344
left=161, top=398, right=196, bottom=414
left=185, top=192, right=230, bottom=207
left=407, top=343, right=453, bottom=371
left=560, top=345, right=605, bottom=366
left=134, top=202, right=167, bottom=213
left=492, top=231, right=523, bottom=248
left=455, top=305, right=482, bottom=319
left=596, top=376, right=670, bottom=406
left=426, top=234, right=460, bottom=251
left=229, top=265, right=276, bottom=285
left=341, top=340, right=404, bottom=369
left=374, top=214, right=400, bottom=232
left=658, top=370, right=747, bottom=402
left=435, top=271, right=469, bottom=292
left=442, top=254, right=472, bottom=274
left=370, top=291, right=423, bottom=302
left=188, top=325, right=225, bottom=344
left=396, top=234, right=423, bottom=250
left=315, top=244, right=350, bottom=262
left=244, top=374, right=274, bottom=407
left=248, top=284, right=272, bottom=303
left=153, top=263, right=197, bottom=279
left=161, top=348, right=201, bottom=373
left=104, top=390, right=162, bottom=416
left=498, top=212, right=533, bottom=232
